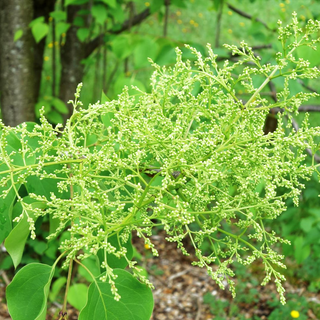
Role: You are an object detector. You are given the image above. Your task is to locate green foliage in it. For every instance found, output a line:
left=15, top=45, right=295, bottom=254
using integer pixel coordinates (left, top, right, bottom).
left=78, top=269, right=154, bottom=320
left=6, top=263, right=54, bottom=320
left=2, top=14, right=320, bottom=318
left=13, top=29, right=23, bottom=42
left=29, top=17, right=49, bottom=43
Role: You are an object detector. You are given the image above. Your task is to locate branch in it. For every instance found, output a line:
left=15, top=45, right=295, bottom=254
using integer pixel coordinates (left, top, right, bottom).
left=290, top=117, right=320, bottom=163
left=215, top=0, right=224, bottom=48
left=217, top=44, right=272, bottom=61
left=85, top=8, right=151, bottom=58
left=297, top=79, right=318, bottom=93
left=226, top=3, right=275, bottom=31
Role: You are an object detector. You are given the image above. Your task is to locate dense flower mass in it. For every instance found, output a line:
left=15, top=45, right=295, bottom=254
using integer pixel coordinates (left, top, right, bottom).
left=1, top=13, right=320, bottom=304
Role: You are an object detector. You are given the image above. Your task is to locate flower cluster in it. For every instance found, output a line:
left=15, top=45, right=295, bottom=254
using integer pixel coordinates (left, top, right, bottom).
left=1, top=14, right=320, bottom=304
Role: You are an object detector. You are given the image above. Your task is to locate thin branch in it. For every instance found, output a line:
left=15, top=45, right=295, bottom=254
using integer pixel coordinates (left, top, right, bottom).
left=0, top=270, right=10, bottom=286
left=266, top=80, right=320, bottom=162
left=297, top=79, right=318, bottom=93
left=291, top=117, right=320, bottom=163
left=164, top=0, right=170, bottom=37
left=215, top=0, right=224, bottom=48
left=273, top=105, right=320, bottom=113
left=85, top=8, right=151, bottom=58
left=105, top=61, right=119, bottom=94
left=102, top=22, right=108, bottom=93
left=124, top=1, right=135, bottom=74
left=227, top=3, right=275, bottom=31
left=52, top=18, right=56, bottom=97
left=216, top=44, right=272, bottom=61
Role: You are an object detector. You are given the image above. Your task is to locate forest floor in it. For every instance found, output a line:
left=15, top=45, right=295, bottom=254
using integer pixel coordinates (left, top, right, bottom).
left=1, top=230, right=320, bottom=320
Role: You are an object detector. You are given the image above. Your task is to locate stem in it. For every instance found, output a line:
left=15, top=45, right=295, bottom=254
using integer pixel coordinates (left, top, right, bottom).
left=62, top=258, right=73, bottom=314
left=214, top=0, right=224, bottom=48
left=164, top=0, right=170, bottom=37
left=244, top=65, right=279, bottom=108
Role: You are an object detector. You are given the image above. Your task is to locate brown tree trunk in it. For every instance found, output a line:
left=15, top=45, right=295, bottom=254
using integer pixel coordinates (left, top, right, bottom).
left=59, top=5, right=86, bottom=120
left=0, top=0, right=35, bottom=126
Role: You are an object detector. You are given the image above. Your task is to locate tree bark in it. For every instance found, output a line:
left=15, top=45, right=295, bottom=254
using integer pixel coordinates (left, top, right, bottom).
left=0, top=0, right=35, bottom=126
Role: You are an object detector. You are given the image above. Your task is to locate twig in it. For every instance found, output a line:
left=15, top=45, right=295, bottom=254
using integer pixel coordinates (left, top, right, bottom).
left=85, top=8, right=150, bottom=58
left=164, top=0, right=170, bottom=37
left=298, top=79, right=318, bottom=93
left=105, top=61, right=119, bottom=94
left=102, top=21, right=108, bottom=93
left=216, top=44, right=272, bottom=61
left=195, top=296, right=202, bottom=320
left=0, top=270, right=11, bottom=286
left=52, top=19, right=56, bottom=97
left=227, top=3, right=275, bottom=31
left=167, top=269, right=189, bottom=287
left=215, top=0, right=224, bottom=48
left=273, top=105, right=320, bottom=113
left=124, top=1, right=135, bottom=73
left=290, top=117, right=320, bottom=163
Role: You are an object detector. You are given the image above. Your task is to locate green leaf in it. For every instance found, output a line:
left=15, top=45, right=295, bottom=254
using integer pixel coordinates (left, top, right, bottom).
left=113, top=76, right=146, bottom=96
left=25, top=164, right=70, bottom=201
left=101, top=0, right=117, bottom=8
left=101, top=91, right=111, bottom=103
left=50, top=10, right=67, bottom=21
left=78, top=269, right=154, bottom=320
left=33, top=240, right=48, bottom=255
left=171, top=0, right=187, bottom=8
left=134, top=37, right=159, bottom=69
left=294, top=236, right=311, bottom=264
left=150, top=0, right=164, bottom=13
left=111, top=35, right=135, bottom=60
left=7, top=263, right=54, bottom=320
left=0, top=162, right=19, bottom=242
left=92, top=4, right=108, bottom=25
left=68, top=284, right=88, bottom=310
left=56, top=22, right=71, bottom=37
left=155, top=44, right=176, bottom=66
left=300, top=217, right=315, bottom=233
left=212, top=0, right=223, bottom=11
left=29, top=16, right=45, bottom=28
left=74, top=16, right=85, bottom=27
left=46, top=110, right=64, bottom=124
left=0, top=126, right=38, bottom=243
left=297, top=43, right=320, bottom=66
left=77, top=28, right=90, bottom=42
left=31, top=22, right=49, bottom=43
left=78, top=256, right=101, bottom=282
left=108, top=4, right=125, bottom=23
left=101, top=112, right=115, bottom=128
left=13, top=29, right=23, bottom=42
left=49, top=277, right=67, bottom=302
left=65, top=0, right=89, bottom=5
left=35, top=100, right=52, bottom=118
left=4, top=198, right=46, bottom=268
left=97, top=233, right=133, bottom=270
left=52, top=97, right=68, bottom=114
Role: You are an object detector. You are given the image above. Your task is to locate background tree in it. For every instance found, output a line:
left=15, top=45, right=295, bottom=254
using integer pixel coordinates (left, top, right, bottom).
left=1, top=0, right=320, bottom=127
left=0, top=0, right=35, bottom=126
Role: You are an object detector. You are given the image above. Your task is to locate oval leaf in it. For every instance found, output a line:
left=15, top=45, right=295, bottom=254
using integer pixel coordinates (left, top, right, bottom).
left=52, top=97, right=68, bottom=114
left=78, top=269, right=154, bottom=320
left=31, top=22, right=49, bottom=43
left=77, top=28, right=90, bottom=42
left=68, top=284, right=88, bottom=310
left=7, top=263, right=54, bottom=320
left=14, top=29, right=23, bottom=42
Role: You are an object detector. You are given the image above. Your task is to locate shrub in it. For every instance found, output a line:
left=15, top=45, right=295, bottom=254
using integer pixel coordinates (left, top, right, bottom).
left=1, top=13, right=320, bottom=319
